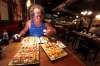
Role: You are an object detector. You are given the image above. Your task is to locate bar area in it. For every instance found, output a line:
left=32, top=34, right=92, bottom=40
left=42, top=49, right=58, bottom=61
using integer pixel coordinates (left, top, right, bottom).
left=0, top=0, right=100, bottom=66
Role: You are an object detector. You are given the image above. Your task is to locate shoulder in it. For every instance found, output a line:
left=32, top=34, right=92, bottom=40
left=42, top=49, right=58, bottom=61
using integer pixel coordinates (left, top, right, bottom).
left=26, top=20, right=32, bottom=24
left=25, top=20, right=32, bottom=25
left=24, top=20, right=32, bottom=28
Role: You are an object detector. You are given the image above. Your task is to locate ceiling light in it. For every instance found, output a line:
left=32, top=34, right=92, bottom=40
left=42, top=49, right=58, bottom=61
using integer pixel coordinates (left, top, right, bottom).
left=26, top=0, right=31, bottom=9
left=81, top=10, right=93, bottom=15
left=87, top=11, right=93, bottom=15
left=95, top=14, right=100, bottom=20
left=81, top=11, right=87, bottom=15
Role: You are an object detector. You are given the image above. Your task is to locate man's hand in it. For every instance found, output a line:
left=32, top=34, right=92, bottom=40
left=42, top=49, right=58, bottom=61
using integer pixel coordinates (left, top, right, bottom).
left=13, top=34, right=21, bottom=40
left=45, top=23, right=56, bottom=36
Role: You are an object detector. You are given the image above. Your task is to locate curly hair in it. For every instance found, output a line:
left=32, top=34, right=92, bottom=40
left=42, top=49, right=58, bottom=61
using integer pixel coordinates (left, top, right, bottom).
left=29, top=4, right=45, bottom=19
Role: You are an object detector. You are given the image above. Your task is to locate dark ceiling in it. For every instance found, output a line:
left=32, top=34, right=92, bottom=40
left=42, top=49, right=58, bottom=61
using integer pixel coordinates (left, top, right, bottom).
left=40, top=0, right=100, bottom=14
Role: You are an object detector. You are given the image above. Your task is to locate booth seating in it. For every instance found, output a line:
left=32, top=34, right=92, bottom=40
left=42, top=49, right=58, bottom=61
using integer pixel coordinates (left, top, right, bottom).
left=0, top=23, right=20, bottom=38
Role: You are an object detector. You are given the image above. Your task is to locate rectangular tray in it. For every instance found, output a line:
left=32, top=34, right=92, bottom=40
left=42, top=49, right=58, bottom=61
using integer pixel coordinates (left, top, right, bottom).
left=8, top=44, right=39, bottom=66
left=41, top=43, right=68, bottom=61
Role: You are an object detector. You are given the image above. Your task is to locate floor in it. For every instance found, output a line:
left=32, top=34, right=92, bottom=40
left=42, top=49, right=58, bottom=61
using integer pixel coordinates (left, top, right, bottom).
left=65, top=41, right=100, bottom=66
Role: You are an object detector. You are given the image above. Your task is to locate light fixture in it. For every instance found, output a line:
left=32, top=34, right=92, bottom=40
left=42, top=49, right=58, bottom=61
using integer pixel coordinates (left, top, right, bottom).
left=26, top=0, right=31, bottom=9
left=81, top=11, right=87, bottom=15
left=95, top=14, right=100, bottom=20
left=81, top=10, right=93, bottom=16
left=76, top=16, right=79, bottom=18
left=87, top=11, right=93, bottom=15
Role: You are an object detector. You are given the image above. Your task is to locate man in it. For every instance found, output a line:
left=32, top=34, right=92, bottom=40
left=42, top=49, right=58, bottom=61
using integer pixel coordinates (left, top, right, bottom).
left=19, top=4, right=56, bottom=37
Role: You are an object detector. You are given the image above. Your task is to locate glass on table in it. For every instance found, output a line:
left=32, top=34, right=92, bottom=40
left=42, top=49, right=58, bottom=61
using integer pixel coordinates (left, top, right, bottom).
left=43, top=29, right=47, bottom=35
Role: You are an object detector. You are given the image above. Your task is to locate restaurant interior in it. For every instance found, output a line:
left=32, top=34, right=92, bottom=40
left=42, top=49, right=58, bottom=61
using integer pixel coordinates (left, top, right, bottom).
left=0, top=0, right=100, bottom=66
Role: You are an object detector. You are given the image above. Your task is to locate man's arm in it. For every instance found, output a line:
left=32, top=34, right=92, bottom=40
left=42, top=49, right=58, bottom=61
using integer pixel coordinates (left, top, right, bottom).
left=19, top=20, right=31, bottom=36
left=45, top=23, right=56, bottom=36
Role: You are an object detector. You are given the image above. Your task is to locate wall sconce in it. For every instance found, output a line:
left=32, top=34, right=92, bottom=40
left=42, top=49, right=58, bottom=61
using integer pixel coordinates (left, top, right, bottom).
left=26, top=0, right=31, bottom=9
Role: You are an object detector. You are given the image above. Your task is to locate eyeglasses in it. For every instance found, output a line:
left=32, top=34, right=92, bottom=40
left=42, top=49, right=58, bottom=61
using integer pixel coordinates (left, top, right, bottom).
left=31, top=13, right=43, bottom=19
left=33, top=15, right=42, bottom=19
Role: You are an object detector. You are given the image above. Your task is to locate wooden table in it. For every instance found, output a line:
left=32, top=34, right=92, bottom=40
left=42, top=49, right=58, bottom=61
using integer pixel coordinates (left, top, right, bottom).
left=0, top=42, right=85, bottom=66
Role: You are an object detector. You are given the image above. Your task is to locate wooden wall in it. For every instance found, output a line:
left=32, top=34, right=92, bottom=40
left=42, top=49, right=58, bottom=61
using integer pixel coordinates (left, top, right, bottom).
left=0, top=0, right=8, bottom=20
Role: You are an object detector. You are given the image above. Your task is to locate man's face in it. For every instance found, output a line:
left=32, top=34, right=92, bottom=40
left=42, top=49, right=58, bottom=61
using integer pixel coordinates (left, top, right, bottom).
left=33, top=8, right=43, bottom=23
